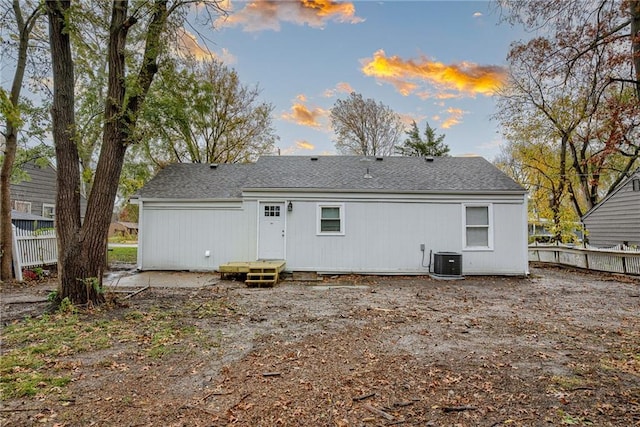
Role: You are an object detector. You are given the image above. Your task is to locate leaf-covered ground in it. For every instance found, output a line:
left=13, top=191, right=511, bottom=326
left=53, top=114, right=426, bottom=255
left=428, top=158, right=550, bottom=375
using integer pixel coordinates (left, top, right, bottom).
left=1, top=266, right=639, bottom=426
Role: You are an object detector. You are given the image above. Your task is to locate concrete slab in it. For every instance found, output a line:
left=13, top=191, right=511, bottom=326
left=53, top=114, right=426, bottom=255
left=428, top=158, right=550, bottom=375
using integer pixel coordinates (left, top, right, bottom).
left=104, top=271, right=219, bottom=289
left=308, top=285, right=370, bottom=290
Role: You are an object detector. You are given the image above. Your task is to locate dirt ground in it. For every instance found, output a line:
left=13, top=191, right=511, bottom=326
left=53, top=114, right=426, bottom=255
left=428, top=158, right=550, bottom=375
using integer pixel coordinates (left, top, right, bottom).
left=1, top=265, right=639, bottom=427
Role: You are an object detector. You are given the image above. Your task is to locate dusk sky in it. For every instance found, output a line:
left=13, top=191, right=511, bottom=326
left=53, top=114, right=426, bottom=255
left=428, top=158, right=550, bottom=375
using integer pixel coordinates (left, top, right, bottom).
left=185, top=0, right=527, bottom=160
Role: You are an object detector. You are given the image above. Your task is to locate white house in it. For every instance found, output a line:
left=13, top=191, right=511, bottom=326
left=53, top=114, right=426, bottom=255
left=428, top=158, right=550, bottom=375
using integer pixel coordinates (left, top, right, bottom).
left=133, top=156, right=529, bottom=276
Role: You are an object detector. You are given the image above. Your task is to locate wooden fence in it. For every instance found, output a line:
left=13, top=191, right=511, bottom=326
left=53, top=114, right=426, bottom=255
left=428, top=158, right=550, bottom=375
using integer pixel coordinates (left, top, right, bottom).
left=529, top=243, right=640, bottom=275
left=11, top=224, right=58, bottom=281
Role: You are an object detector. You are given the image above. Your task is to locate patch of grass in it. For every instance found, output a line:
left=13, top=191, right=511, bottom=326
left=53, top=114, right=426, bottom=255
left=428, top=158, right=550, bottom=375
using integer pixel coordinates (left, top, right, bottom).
left=108, top=235, right=137, bottom=244
left=107, top=246, right=137, bottom=264
left=600, top=329, right=640, bottom=376
left=558, top=410, right=593, bottom=425
left=550, top=375, right=585, bottom=390
left=0, top=351, right=71, bottom=398
left=1, top=314, right=98, bottom=399
left=1, top=301, right=226, bottom=399
left=186, top=299, right=239, bottom=319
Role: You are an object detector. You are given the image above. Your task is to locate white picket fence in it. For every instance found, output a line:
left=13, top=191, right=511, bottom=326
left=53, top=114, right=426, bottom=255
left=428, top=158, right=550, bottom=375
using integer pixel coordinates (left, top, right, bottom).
left=11, top=224, right=58, bottom=281
left=529, top=242, right=640, bottom=275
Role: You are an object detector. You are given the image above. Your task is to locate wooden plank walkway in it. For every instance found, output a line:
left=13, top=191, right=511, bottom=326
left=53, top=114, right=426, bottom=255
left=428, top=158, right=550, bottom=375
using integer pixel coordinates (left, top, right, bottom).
left=219, top=260, right=286, bottom=287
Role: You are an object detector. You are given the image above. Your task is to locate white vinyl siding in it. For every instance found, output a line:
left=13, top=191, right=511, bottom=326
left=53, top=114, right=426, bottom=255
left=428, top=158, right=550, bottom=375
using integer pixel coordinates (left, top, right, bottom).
left=138, top=202, right=253, bottom=270
left=463, top=204, right=493, bottom=250
left=138, top=196, right=528, bottom=276
left=317, top=204, right=344, bottom=235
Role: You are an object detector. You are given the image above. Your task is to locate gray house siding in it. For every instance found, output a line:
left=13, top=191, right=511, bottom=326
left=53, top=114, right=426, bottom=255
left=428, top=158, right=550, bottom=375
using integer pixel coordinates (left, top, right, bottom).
left=582, top=171, right=640, bottom=247
left=10, top=161, right=88, bottom=219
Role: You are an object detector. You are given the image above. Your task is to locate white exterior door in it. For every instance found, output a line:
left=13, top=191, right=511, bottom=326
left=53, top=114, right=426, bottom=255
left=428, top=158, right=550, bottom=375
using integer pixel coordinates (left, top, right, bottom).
left=258, top=202, right=285, bottom=260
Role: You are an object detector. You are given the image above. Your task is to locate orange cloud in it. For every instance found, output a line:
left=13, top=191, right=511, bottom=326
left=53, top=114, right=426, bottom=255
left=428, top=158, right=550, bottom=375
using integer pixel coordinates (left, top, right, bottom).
left=280, top=140, right=317, bottom=155
left=217, top=0, right=363, bottom=32
left=282, top=97, right=328, bottom=128
left=175, top=29, right=236, bottom=64
left=295, top=140, right=315, bottom=150
left=323, top=81, right=355, bottom=97
left=398, top=113, right=425, bottom=127
left=361, top=49, right=506, bottom=98
left=440, top=107, right=466, bottom=129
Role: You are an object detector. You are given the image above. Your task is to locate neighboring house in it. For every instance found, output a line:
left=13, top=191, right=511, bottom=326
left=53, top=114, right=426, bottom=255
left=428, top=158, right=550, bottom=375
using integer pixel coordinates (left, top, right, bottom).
left=109, top=221, right=139, bottom=237
left=133, top=156, right=529, bottom=276
left=9, top=161, right=87, bottom=222
left=11, top=210, right=54, bottom=232
left=581, top=169, right=640, bottom=247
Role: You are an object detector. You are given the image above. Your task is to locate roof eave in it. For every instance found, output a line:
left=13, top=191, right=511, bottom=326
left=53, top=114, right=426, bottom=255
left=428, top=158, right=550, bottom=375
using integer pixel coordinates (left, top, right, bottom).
left=136, top=197, right=244, bottom=203
left=582, top=169, right=640, bottom=220
left=241, top=187, right=527, bottom=196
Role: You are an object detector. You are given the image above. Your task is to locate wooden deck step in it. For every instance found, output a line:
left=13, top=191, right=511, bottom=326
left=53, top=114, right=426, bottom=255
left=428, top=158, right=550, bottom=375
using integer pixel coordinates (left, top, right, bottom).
left=219, top=260, right=286, bottom=287
left=246, top=267, right=279, bottom=287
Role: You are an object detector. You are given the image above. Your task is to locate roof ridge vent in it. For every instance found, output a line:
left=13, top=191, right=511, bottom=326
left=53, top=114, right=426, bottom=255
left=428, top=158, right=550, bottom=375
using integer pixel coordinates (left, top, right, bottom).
left=425, top=156, right=434, bottom=162
left=210, top=163, right=219, bottom=169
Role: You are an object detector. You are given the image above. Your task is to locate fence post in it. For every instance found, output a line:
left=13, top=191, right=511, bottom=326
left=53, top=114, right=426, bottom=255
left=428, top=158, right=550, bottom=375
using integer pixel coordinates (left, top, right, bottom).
left=11, top=224, right=23, bottom=281
left=584, top=252, right=589, bottom=270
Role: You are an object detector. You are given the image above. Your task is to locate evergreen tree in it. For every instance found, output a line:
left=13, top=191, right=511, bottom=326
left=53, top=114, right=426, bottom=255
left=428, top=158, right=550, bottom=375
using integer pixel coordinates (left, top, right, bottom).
left=396, top=121, right=450, bottom=156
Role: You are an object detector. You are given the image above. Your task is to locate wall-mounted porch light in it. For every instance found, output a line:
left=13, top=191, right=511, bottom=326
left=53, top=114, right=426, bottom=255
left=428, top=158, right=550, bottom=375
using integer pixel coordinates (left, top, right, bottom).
left=288, top=201, right=293, bottom=212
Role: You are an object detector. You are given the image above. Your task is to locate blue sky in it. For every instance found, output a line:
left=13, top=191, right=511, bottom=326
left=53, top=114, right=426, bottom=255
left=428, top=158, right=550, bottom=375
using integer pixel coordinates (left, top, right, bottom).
left=186, top=0, right=527, bottom=160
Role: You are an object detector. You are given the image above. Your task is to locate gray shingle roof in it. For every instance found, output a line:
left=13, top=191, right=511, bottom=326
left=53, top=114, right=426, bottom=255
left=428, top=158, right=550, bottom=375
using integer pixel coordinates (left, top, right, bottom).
left=137, top=163, right=252, bottom=199
left=137, top=156, right=525, bottom=199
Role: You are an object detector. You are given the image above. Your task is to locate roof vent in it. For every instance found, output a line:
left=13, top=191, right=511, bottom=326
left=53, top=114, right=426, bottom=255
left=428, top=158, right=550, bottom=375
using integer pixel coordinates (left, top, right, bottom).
left=209, top=163, right=219, bottom=169
left=310, top=157, right=318, bottom=161
left=364, top=168, right=373, bottom=179
left=375, top=157, right=384, bottom=161
left=425, top=156, right=434, bottom=162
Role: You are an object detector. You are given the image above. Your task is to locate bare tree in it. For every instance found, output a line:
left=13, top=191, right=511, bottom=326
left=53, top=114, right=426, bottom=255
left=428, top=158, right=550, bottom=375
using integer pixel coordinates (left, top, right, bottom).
left=495, top=24, right=639, bottom=240
left=498, top=0, right=640, bottom=100
left=139, top=58, right=277, bottom=166
left=330, top=92, right=404, bottom=156
left=0, top=0, right=45, bottom=280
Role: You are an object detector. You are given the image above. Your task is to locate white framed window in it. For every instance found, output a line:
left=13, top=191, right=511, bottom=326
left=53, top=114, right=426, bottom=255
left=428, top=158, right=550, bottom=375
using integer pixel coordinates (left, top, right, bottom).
left=463, top=204, right=493, bottom=250
left=317, top=203, right=345, bottom=235
left=14, top=200, right=32, bottom=214
left=42, top=203, right=55, bottom=219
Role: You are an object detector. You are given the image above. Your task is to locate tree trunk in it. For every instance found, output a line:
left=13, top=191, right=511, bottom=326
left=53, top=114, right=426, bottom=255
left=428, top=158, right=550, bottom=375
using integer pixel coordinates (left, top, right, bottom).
left=48, top=0, right=104, bottom=304
left=2, top=1, right=43, bottom=281
left=0, top=132, right=17, bottom=280
left=553, top=134, right=569, bottom=242
left=48, top=0, right=168, bottom=305
left=630, top=0, right=640, bottom=100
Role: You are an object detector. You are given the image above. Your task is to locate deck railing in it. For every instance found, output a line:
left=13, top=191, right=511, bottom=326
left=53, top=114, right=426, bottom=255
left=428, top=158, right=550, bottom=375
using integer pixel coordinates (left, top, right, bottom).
left=529, top=242, right=640, bottom=275
left=11, top=225, right=58, bottom=281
